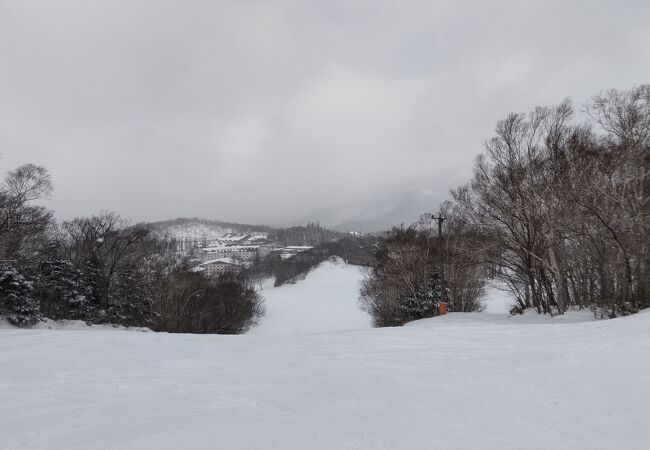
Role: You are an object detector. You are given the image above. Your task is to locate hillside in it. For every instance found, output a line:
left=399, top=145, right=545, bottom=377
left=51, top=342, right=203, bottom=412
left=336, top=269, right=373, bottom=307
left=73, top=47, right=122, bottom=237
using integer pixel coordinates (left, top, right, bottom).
left=2, top=263, right=649, bottom=449
left=147, top=217, right=273, bottom=241
left=147, top=217, right=346, bottom=247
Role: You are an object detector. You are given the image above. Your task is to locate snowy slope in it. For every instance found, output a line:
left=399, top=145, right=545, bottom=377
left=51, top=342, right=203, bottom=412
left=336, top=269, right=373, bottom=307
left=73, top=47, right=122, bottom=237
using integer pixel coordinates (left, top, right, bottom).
left=249, top=258, right=371, bottom=335
left=2, top=307, right=650, bottom=449
left=1, top=265, right=647, bottom=449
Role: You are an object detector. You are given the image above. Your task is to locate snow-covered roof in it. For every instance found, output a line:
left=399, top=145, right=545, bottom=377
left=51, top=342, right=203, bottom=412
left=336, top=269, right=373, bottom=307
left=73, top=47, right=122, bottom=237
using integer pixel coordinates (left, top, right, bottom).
left=200, top=257, right=240, bottom=266
left=202, top=245, right=260, bottom=253
left=218, top=233, right=250, bottom=241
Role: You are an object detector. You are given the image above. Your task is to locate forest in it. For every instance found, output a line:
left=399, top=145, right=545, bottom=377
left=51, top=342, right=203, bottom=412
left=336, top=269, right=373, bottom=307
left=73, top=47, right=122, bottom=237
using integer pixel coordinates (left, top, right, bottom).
left=0, top=175, right=263, bottom=332
left=361, top=85, right=649, bottom=325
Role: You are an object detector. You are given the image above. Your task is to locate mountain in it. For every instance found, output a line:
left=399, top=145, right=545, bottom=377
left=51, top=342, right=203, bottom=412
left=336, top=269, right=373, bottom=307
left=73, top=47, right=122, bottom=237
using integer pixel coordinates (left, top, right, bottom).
left=293, top=190, right=441, bottom=233
left=147, top=218, right=273, bottom=242
left=146, top=217, right=345, bottom=247
left=147, top=189, right=441, bottom=239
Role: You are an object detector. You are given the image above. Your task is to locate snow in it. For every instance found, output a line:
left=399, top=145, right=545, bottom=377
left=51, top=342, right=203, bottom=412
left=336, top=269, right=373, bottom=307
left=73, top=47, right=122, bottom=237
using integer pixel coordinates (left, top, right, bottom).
left=481, top=279, right=514, bottom=314
left=202, top=245, right=259, bottom=253
left=163, top=223, right=226, bottom=242
left=250, top=258, right=371, bottom=335
left=218, top=232, right=250, bottom=242
left=0, top=317, right=150, bottom=332
left=480, top=280, right=597, bottom=323
left=1, top=263, right=649, bottom=449
left=200, top=257, right=239, bottom=266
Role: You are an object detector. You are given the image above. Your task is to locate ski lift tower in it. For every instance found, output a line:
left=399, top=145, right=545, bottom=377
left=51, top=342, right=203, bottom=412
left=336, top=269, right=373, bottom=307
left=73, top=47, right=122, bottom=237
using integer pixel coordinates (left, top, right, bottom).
left=426, top=213, right=447, bottom=315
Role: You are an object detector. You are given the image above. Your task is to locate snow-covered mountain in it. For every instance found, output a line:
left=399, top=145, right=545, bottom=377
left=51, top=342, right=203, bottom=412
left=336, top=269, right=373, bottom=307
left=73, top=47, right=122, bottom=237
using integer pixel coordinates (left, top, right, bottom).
left=146, top=189, right=441, bottom=239
left=293, top=190, right=441, bottom=233
left=147, top=218, right=272, bottom=242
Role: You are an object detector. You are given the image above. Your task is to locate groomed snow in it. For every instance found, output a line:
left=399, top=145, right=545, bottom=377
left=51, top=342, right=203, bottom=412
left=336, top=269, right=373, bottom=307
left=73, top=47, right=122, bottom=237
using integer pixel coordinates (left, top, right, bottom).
left=249, top=258, right=371, bottom=335
left=1, top=263, right=649, bottom=449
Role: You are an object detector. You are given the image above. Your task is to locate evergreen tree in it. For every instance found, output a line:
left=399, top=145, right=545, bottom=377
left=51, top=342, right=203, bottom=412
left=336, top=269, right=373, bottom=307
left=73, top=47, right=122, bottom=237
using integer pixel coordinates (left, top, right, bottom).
left=0, top=264, right=40, bottom=327
left=38, top=259, right=91, bottom=320
left=107, top=266, right=150, bottom=327
left=398, top=268, right=441, bottom=321
left=81, top=256, right=103, bottom=309
left=425, top=269, right=442, bottom=312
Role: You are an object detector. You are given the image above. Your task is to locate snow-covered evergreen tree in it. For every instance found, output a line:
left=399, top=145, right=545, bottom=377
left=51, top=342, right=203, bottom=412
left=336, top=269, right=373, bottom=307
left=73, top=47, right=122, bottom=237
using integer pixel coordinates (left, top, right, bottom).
left=38, top=259, right=91, bottom=320
left=0, top=264, right=40, bottom=327
left=105, top=266, right=151, bottom=327
left=399, top=268, right=441, bottom=321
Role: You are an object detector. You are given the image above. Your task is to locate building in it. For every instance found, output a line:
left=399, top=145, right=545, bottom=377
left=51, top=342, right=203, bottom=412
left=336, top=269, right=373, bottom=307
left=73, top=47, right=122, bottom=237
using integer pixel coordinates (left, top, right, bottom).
left=246, top=233, right=269, bottom=244
left=199, top=245, right=260, bottom=267
left=280, top=246, right=313, bottom=260
left=197, top=258, right=241, bottom=277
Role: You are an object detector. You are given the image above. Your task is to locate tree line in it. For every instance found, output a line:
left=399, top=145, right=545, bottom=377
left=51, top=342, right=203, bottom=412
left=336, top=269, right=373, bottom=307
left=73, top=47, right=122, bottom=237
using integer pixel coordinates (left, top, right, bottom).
left=361, top=84, right=648, bottom=326
left=269, top=222, right=347, bottom=246
left=0, top=167, right=263, bottom=332
left=453, top=85, right=648, bottom=317
left=360, top=223, right=484, bottom=327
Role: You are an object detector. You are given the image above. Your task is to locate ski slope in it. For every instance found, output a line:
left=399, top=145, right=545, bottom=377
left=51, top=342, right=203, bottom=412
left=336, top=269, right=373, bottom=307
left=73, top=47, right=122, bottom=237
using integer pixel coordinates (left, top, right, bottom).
left=249, top=258, right=371, bottom=335
left=1, top=263, right=649, bottom=449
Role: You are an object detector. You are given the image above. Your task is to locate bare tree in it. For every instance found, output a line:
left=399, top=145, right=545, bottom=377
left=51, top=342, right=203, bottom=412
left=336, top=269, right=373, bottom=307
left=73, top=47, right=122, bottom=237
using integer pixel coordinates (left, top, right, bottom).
left=451, top=84, right=649, bottom=316
left=0, top=164, right=54, bottom=259
left=59, top=211, right=152, bottom=309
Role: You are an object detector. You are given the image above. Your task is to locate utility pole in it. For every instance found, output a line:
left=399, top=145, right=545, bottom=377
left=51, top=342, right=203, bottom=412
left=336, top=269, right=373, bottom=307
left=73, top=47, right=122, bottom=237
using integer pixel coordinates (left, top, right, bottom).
left=429, top=214, right=447, bottom=315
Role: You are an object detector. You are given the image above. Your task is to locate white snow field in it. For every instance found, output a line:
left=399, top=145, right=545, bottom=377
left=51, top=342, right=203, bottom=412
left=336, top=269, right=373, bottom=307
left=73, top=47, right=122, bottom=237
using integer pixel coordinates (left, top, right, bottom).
left=1, top=263, right=649, bottom=450
left=249, top=258, right=371, bottom=335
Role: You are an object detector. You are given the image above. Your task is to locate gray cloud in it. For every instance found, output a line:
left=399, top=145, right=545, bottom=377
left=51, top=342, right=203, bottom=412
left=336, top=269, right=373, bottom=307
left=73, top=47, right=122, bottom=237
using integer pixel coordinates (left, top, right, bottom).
left=1, top=0, right=649, bottom=224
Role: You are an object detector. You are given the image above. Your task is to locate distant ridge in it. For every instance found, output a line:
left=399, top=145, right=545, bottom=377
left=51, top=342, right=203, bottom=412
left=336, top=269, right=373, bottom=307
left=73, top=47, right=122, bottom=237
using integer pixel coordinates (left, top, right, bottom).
left=292, top=190, right=441, bottom=233
left=146, top=217, right=347, bottom=246
left=147, top=217, right=274, bottom=233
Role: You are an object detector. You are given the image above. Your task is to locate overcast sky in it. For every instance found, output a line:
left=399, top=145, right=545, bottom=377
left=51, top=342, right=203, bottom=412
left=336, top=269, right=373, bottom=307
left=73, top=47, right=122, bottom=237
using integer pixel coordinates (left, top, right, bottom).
left=1, top=0, right=648, bottom=224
